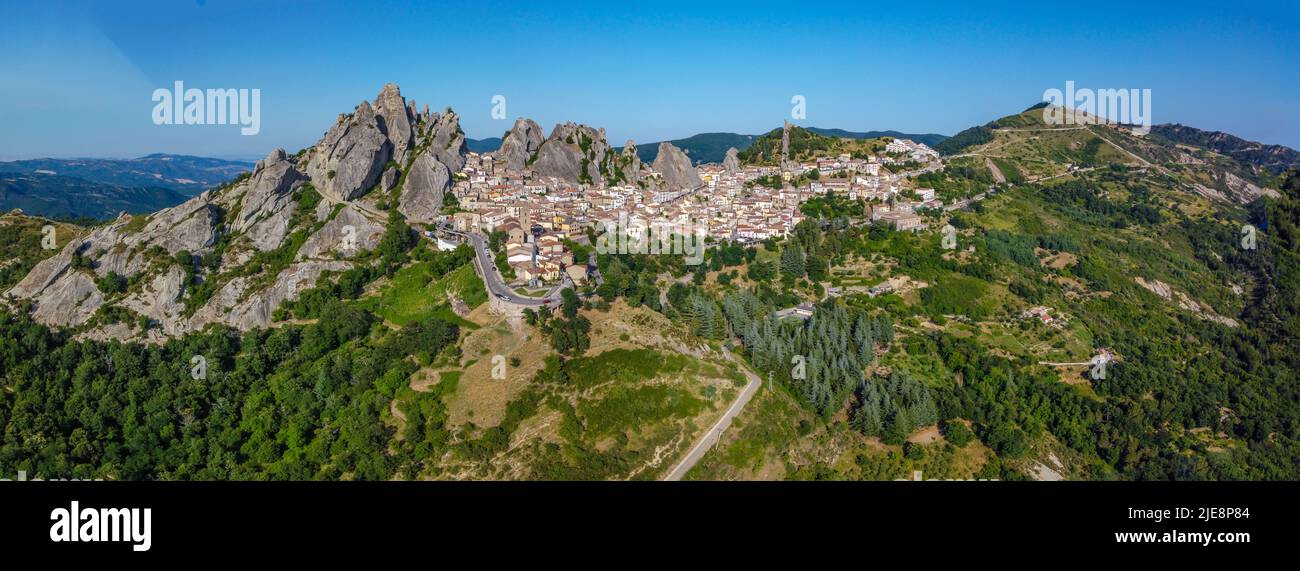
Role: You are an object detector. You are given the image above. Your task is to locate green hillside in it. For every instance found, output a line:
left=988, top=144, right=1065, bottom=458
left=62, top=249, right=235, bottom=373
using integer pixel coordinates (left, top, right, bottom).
left=3, top=105, right=1297, bottom=482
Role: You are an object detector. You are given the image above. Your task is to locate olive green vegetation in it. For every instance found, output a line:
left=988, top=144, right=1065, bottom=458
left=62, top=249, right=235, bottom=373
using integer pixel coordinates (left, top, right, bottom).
left=0, top=215, right=78, bottom=291
left=0, top=302, right=459, bottom=480
left=692, top=168, right=1300, bottom=480
left=3, top=109, right=1299, bottom=482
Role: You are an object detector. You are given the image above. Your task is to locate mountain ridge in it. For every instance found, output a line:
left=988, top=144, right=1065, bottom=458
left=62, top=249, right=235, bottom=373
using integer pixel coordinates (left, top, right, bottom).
left=0, top=154, right=254, bottom=220
left=474, top=128, right=948, bottom=166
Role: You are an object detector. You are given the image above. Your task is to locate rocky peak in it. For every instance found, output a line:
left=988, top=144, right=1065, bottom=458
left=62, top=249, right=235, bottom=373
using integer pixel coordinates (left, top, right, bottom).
left=373, top=83, right=416, bottom=165
left=618, top=140, right=647, bottom=184
left=3, top=86, right=467, bottom=341
left=426, top=107, right=468, bottom=173
left=723, top=147, right=740, bottom=174
left=222, top=147, right=303, bottom=250
left=532, top=122, right=612, bottom=184
left=652, top=142, right=702, bottom=190
left=305, top=100, right=393, bottom=202
left=496, top=118, right=545, bottom=173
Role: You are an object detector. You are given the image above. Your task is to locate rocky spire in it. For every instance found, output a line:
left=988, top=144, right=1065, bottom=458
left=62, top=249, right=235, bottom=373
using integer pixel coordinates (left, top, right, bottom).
left=531, top=122, right=611, bottom=184
left=652, top=142, right=702, bottom=189
left=304, top=100, right=392, bottom=201
left=723, top=147, right=740, bottom=174
left=373, top=83, right=416, bottom=165
left=496, top=118, right=545, bottom=173
left=427, top=107, right=468, bottom=173
left=620, top=140, right=646, bottom=184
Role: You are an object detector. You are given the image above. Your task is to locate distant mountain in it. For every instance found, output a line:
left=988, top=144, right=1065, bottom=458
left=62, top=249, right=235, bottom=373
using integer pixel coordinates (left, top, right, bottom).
left=628, top=133, right=759, bottom=165
left=0, top=153, right=252, bottom=194
left=1149, top=124, right=1300, bottom=175
left=805, top=128, right=948, bottom=148
left=0, top=171, right=189, bottom=220
left=628, top=129, right=948, bottom=165
left=466, top=137, right=502, bottom=154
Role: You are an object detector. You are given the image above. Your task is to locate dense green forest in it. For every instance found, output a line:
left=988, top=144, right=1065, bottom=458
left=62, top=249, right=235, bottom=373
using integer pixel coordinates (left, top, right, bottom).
left=0, top=302, right=458, bottom=479
left=2, top=151, right=1297, bottom=480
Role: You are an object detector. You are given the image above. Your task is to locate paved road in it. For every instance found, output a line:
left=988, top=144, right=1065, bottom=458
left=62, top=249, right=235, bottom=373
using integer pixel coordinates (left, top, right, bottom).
left=440, top=227, right=563, bottom=307
left=664, top=356, right=762, bottom=481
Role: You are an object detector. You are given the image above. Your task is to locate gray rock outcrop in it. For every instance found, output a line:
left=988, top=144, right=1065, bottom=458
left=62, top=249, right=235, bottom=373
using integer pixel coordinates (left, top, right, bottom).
left=381, top=166, right=399, bottom=191
left=120, top=266, right=186, bottom=336
left=187, top=260, right=352, bottom=332
left=30, top=271, right=103, bottom=327
left=297, top=204, right=385, bottom=259
left=652, top=142, right=702, bottom=189
left=532, top=122, right=611, bottom=184
left=398, top=152, right=450, bottom=223
left=618, top=140, right=647, bottom=184
left=374, top=83, right=416, bottom=165
left=305, top=101, right=392, bottom=201
left=3, top=84, right=487, bottom=340
left=496, top=118, right=544, bottom=172
left=780, top=120, right=799, bottom=171
left=426, top=108, right=468, bottom=173
left=723, top=147, right=740, bottom=174
left=224, top=148, right=302, bottom=251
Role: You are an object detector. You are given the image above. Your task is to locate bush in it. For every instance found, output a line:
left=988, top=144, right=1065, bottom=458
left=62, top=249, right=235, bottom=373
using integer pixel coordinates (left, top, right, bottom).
left=94, top=272, right=128, bottom=294
left=942, top=419, right=974, bottom=447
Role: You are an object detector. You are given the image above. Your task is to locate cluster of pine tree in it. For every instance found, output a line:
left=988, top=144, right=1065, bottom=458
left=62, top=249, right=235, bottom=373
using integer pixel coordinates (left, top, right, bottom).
left=852, top=369, right=938, bottom=444
left=667, top=284, right=728, bottom=339
left=722, top=291, right=893, bottom=418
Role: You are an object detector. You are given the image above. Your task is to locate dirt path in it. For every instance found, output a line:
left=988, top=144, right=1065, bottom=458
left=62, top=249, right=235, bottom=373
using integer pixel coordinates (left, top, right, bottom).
left=985, top=157, right=1006, bottom=184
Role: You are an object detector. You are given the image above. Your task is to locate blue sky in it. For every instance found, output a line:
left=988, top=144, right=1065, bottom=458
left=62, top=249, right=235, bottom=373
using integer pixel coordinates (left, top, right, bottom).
left=1, top=0, right=1297, bottom=160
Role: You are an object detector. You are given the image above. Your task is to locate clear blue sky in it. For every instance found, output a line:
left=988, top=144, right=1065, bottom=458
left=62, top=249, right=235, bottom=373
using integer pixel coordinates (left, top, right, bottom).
left=1, top=0, right=1297, bottom=160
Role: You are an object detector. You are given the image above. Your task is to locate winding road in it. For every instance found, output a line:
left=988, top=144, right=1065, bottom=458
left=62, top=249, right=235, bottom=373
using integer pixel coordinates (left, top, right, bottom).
left=439, top=226, right=565, bottom=307
left=664, top=355, right=762, bottom=481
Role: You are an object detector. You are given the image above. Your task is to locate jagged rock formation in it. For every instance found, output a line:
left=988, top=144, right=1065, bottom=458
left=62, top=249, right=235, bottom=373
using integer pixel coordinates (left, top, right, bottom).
left=426, top=108, right=468, bottom=173
left=617, top=140, right=647, bottom=184
left=30, top=272, right=103, bottom=327
left=532, top=122, right=612, bottom=185
left=496, top=118, right=544, bottom=172
left=186, top=260, right=352, bottom=332
left=652, top=142, right=702, bottom=189
left=7, top=204, right=201, bottom=333
left=304, top=101, right=392, bottom=201
left=1, top=84, right=469, bottom=340
left=381, top=166, right=399, bottom=191
left=723, top=147, right=740, bottom=174
left=297, top=204, right=384, bottom=260
left=119, top=266, right=186, bottom=336
left=398, top=152, right=451, bottom=223
left=224, top=148, right=302, bottom=251
left=374, top=83, right=417, bottom=165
